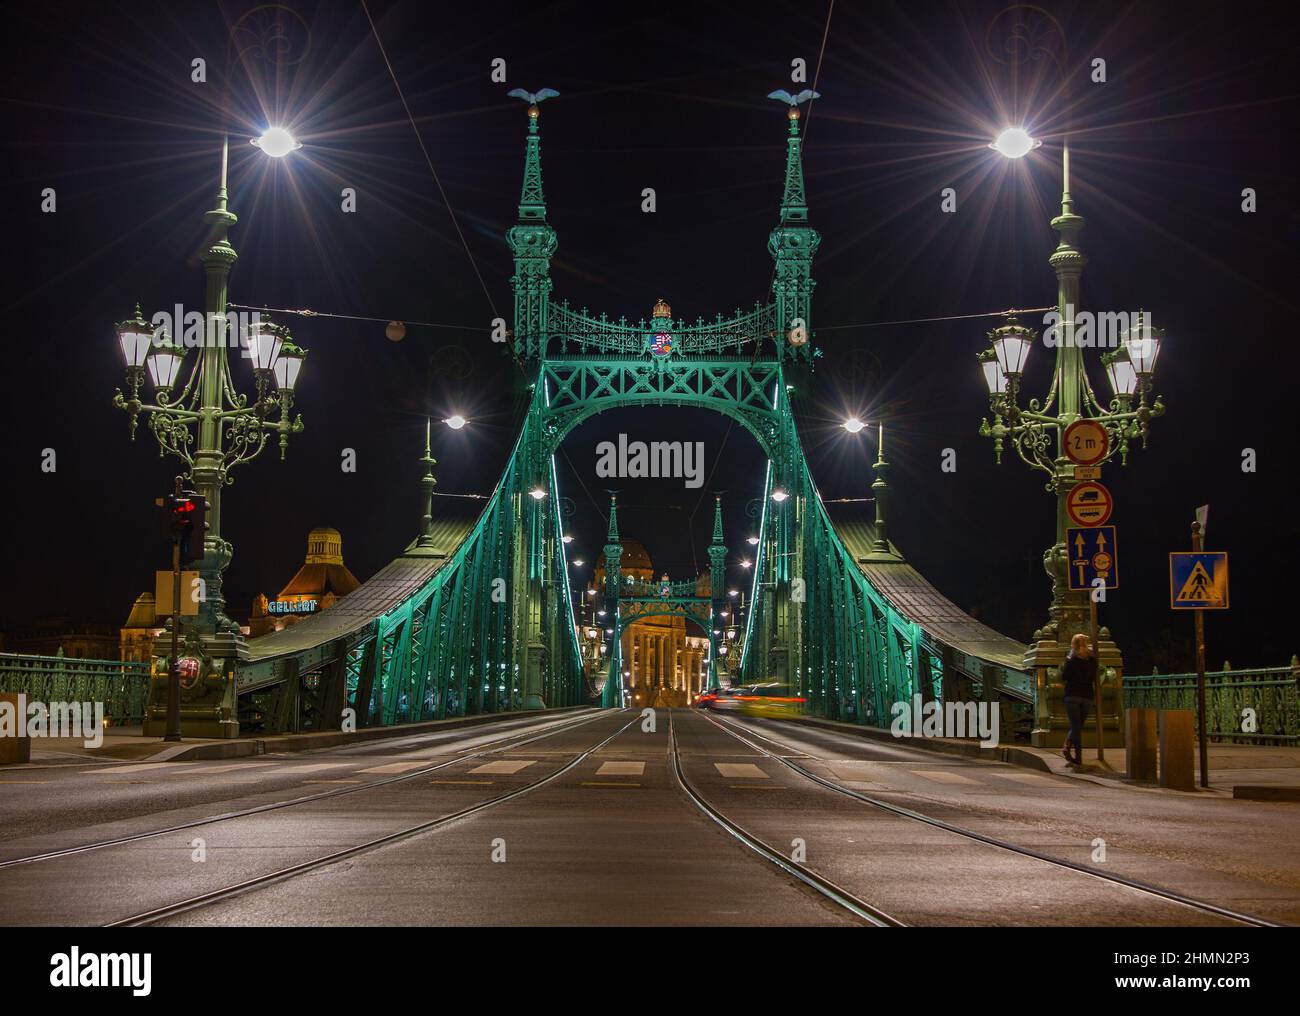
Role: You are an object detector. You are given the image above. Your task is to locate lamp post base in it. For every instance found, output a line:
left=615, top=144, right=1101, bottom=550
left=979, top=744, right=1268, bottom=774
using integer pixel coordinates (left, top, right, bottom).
left=146, top=630, right=247, bottom=739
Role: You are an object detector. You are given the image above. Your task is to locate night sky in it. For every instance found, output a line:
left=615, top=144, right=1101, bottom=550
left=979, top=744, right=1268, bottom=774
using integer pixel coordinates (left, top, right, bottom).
left=3, top=0, right=1296, bottom=673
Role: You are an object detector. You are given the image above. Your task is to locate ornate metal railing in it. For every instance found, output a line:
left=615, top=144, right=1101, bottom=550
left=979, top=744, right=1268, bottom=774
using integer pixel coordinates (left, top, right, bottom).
left=623, top=580, right=705, bottom=599
left=1123, top=663, right=1300, bottom=744
left=0, top=653, right=154, bottom=726
left=547, top=301, right=773, bottom=357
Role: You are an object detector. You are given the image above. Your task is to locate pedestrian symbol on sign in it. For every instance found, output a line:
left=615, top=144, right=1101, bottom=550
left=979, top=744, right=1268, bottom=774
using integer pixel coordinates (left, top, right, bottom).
left=1169, top=552, right=1229, bottom=610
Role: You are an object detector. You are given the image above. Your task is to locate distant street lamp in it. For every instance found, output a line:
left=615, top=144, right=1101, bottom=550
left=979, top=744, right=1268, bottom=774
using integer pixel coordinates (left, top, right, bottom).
left=252, top=125, right=302, bottom=158
left=989, top=126, right=1040, bottom=160
left=444, top=414, right=468, bottom=430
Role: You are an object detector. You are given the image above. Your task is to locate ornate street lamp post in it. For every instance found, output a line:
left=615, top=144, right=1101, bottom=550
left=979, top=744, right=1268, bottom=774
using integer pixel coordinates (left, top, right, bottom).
left=978, top=133, right=1165, bottom=747
left=112, top=133, right=306, bottom=737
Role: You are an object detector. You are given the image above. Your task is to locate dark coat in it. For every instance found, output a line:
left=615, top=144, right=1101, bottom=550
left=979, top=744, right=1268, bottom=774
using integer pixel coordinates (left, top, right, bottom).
left=1060, top=654, right=1097, bottom=699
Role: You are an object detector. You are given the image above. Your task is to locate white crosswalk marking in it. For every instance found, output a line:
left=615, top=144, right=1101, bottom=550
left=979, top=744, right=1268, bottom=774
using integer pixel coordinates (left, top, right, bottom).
left=83, top=762, right=196, bottom=776
left=910, top=769, right=980, bottom=785
left=714, top=763, right=767, bottom=779
left=468, top=760, right=536, bottom=775
left=992, top=771, right=1056, bottom=784
left=265, top=763, right=355, bottom=775
left=173, top=763, right=276, bottom=775
left=357, top=761, right=433, bottom=774
left=595, top=761, right=644, bottom=776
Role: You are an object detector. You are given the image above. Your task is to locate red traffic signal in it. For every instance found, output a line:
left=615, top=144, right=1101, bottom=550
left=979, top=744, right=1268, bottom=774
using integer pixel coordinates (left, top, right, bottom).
left=162, top=490, right=209, bottom=563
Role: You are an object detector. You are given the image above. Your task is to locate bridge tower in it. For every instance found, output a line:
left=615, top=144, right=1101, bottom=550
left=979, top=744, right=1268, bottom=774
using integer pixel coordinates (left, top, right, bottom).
left=707, top=497, right=727, bottom=689
left=602, top=496, right=624, bottom=706
left=506, top=95, right=563, bottom=708
left=765, top=103, right=819, bottom=691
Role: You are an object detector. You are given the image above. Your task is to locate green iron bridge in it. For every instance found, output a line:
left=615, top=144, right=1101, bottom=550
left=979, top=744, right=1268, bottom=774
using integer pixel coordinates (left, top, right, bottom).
left=234, top=96, right=1034, bottom=734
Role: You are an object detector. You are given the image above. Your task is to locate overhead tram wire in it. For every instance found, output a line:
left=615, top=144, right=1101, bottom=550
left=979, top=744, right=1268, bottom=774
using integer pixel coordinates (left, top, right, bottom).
left=228, top=303, right=483, bottom=333
left=226, top=302, right=1056, bottom=338
left=360, top=0, right=515, bottom=366
left=817, top=306, right=1057, bottom=331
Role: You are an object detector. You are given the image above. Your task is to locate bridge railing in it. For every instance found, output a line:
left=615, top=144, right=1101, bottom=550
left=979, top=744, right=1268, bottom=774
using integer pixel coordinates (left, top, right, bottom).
left=1123, top=662, right=1300, bottom=744
left=547, top=301, right=772, bottom=356
left=0, top=652, right=153, bottom=726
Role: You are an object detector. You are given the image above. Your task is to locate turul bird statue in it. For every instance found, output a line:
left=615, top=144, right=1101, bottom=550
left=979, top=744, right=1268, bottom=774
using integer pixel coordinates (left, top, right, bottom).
left=507, top=88, right=560, bottom=104
left=766, top=89, right=820, bottom=106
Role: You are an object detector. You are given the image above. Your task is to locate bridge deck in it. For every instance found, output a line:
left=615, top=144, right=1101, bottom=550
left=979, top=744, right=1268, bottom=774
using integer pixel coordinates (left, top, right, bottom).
left=245, top=511, right=479, bottom=664
left=826, top=507, right=1029, bottom=675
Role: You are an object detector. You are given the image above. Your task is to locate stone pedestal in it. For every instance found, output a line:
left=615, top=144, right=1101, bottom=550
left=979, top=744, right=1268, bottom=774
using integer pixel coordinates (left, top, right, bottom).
left=1159, top=709, right=1196, bottom=791
left=143, top=631, right=243, bottom=738
left=1126, top=708, right=1158, bottom=781
left=0, top=692, right=32, bottom=764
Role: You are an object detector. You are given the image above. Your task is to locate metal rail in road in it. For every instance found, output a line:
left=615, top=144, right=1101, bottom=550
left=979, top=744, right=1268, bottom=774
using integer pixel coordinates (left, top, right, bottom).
left=0, top=709, right=608, bottom=872
left=708, top=713, right=1282, bottom=929
left=104, top=711, right=642, bottom=927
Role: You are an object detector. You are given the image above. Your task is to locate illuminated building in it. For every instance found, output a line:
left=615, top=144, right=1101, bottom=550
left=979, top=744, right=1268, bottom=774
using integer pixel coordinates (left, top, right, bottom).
left=592, top=539, right=711, bottom=707
left=249, top=528, right=360, bottom=637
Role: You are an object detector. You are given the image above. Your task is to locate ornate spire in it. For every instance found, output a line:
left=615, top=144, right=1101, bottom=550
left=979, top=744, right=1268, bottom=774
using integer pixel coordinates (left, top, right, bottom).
left=416, top=420, right=438, bottom=548
left=766, top=91, right=820, bottom=365
left=506, top=90, right=560, bottom=361
left=708, top=496, right=727, bottom=599
left=779, top=108, right=808, bottom=224
left=603, top=495, right=623, bottom=601
left=871, top=424, right=890, bottom=555
left=507, top=88, right=559, bottom=221
left=607, top=494, right=620, bottom=542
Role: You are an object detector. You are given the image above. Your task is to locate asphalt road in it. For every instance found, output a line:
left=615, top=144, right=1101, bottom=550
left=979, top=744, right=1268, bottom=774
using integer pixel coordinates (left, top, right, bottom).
left=1, top=708, right=1296, bottom=926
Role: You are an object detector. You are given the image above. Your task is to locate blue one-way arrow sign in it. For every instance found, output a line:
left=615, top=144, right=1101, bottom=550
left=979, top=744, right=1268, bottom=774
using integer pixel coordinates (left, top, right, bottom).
left=1067, top=525, right=1118, bottom=591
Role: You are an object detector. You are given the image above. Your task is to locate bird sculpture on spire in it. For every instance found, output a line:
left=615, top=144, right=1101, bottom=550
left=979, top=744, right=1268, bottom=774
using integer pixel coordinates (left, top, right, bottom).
left=767, top=88, right=820, bottom=106
left=507, top=88, right=560, bottom=104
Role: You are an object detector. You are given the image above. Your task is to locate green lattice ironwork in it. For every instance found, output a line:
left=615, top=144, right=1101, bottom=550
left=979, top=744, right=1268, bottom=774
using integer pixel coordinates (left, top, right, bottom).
left=1124, top=665, right=1300, bottom=745
left=234, top=93, right=1035, bottom=736
left=0, top=653, right=153, bottom=726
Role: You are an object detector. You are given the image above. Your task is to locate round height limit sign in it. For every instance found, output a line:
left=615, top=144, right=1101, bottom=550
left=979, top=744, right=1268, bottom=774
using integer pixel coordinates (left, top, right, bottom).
left=1064, top=419, right=1108, bottom=468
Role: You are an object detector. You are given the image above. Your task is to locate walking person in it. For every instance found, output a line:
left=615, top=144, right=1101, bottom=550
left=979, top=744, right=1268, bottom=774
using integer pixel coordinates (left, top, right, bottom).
left=1059, top=632, right=1097, bottom=765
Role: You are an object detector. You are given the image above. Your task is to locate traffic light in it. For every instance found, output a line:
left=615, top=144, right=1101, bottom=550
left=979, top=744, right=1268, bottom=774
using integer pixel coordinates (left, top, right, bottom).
left=161, top=490, right=209, bottom=563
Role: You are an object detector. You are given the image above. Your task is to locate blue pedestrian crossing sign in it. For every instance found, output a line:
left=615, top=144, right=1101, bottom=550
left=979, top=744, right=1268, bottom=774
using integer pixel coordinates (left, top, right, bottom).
left=1169, top=552, right=1229, bottom=610
left=1066, top=525, right=1118, bottom=591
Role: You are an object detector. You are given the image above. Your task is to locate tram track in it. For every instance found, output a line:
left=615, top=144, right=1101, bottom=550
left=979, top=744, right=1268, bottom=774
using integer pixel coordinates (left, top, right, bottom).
left=0, top=708, right=607, bottom=872
left=668, top=711, right=905, bottom=927
left=106, top=710, right=642, bottom=927
left=707, top=712, right=1282, bottom=928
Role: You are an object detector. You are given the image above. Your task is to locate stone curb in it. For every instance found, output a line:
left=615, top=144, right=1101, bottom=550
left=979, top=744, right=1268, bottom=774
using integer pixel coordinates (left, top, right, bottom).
left=1232, top=785, right=1300, bottom=802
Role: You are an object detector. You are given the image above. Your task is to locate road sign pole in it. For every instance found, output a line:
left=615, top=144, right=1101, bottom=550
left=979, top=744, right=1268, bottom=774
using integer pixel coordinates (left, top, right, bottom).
left=166, top=475, right=184, bottom=743
left=1191, top=518, right=1208, bottom=788
left=1090, top=596, right=1105, bottom=765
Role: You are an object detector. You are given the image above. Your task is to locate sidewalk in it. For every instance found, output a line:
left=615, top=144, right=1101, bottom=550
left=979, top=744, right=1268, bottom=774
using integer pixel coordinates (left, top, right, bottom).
left=788, top=714, right=1300, bottom=800
left=2, top=706, right=594, bottom=768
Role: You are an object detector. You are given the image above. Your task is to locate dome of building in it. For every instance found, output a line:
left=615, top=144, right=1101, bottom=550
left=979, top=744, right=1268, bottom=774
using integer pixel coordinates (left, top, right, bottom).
left=593, top=539, right=654, bottom=584
left=305, top=527, right=344, bottom=565
left=123, top=592, right=157, bottom=629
